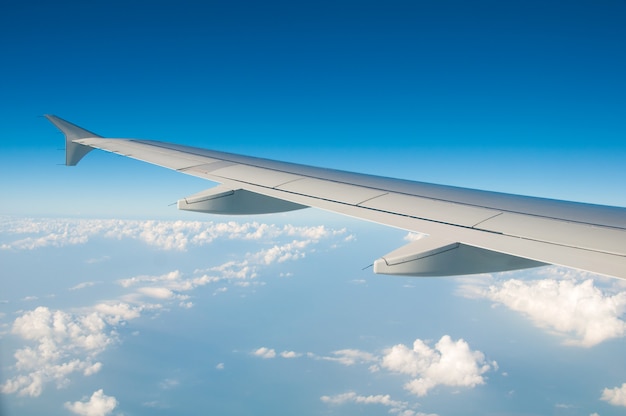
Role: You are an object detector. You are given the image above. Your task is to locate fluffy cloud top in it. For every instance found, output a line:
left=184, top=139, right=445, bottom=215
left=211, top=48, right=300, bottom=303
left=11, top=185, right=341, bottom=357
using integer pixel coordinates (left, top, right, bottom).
left=254, top=336, right=492, bottom=398
left=0, top=218, right=345, bottom=252
left=253, top=347, right=277, bottom=359
left=381, top=335, right=495, bottom=397
left=460, top=272, right=626, bottom=347
left=321, top=391, right=406, bottom=409
left=601, top=382, right=626, bottom=407
left=2, top=304, right=140, bottom=397
left=64, top=389, right=118, bottom=416
left=320, top=391, right=438, bottom=416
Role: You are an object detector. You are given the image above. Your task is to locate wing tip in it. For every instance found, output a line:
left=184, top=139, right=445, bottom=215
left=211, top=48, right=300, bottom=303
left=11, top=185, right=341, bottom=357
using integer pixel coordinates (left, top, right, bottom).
left=45, top=115, right=101, bottom=165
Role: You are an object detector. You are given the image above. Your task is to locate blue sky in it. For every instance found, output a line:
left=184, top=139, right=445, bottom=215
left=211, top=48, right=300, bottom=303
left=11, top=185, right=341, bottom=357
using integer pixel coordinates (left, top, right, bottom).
left=1, top=1, right=626, bottom=415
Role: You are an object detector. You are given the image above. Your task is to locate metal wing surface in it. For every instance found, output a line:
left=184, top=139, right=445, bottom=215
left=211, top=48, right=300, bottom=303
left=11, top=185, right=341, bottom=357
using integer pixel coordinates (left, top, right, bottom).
left=45, top=115, right=626, bottom=280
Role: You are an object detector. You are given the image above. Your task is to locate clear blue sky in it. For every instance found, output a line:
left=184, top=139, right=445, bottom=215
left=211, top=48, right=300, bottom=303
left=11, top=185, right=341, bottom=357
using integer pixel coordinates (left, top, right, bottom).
left=1, top=0, right=625, bottom=216
left=1, top=1, right=625, bottom=415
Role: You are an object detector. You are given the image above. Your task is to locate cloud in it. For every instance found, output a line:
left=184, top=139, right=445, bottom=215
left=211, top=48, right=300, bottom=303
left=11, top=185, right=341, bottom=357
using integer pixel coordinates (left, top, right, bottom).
left=2, top=304, right=140, bottom=397
left=601, top=382, right=626, bottom=407
left=321, top=349, right=377, bottom=366
left=320, top=391, right=437, bottom=416
left=253, top=347, right=276, bottom=359
left=216, top=363, right=225, bottom=370
left=321, top=391, right=406, bottom=408
left=280, top=351, right=301, bottom=358
left=253, top=240, right=310, bottom=265
left=64, top=389, right=118, bottom=416
left=0, top=218, right=346, bottom=252
left=258, top=336, right=492, bottom=399
left=381, top=335, right=495, bottom=397
left=138, top=287, right=176, bottom=299
left=404, top=232, right=427, bottom=242
left=459, top=270, right=626, bottom=347
left=159, top=378, right=180, bottom=390
left=2, top=217, right=353, bottom=400
left=69, top=282, right=98, bottom=291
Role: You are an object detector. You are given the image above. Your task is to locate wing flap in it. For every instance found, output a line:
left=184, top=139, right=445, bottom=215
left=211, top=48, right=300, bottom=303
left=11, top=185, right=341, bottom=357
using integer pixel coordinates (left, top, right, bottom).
left=276, top=178, right=387, bottom=205
left=359, top=192, right=502, bottom=228
left=476, top=213, right=626, bottom=256
left=209, top=164, right=305, bottom=188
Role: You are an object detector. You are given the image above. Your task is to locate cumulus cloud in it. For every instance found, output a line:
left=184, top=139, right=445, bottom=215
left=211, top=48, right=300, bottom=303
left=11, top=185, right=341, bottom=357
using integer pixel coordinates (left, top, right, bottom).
left=253, top=347, right=276, bottom=359
left=321, top=391, right=406, bottom=408
left=381, top=335, right=495, bottom=397
left=2, top=304, right=140, bottom=397
left=280, top=351, right=301, bottom=358
left=64, top=389, right=118, bottom=416
left=253, top=240, right=310, bottom=265
left=258, top=336, right=492, bottom=399
left=601, top=382, right=626, bottom=407
left=320, top=391, right=437, bottom=416
left=459, top=270, right=626, bottom=347
left=2, top=217, right=352, bottom=400
left=0, top=218, right=346, bottom=252
left=321, top=349, right=378, bottom=366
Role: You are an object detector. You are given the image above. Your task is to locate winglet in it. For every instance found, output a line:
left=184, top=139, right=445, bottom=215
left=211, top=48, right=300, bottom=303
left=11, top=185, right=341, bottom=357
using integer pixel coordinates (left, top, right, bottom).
left=45, top=115, right=102, bottom=166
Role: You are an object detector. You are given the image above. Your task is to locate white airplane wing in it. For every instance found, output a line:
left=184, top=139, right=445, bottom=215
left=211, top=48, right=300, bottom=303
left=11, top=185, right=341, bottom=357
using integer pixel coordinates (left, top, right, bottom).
left=46, top=115, right=626, bottom=280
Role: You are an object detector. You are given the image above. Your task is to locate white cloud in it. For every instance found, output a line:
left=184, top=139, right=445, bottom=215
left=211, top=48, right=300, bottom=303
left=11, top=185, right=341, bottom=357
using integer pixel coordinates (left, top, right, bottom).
left=216, top=363, right=225, bottom=370
left=138, top=286, right=175, bottom=299
left=1, top=217, right=353, bottom=400
left=320, top=391, right=436, bottom=416
left=254, top=240, right=310, bottom=265
left=404, top=232, right=427, bottom=242
left=381, top=335, right=495, bottom=397
left=83, top=362, right=102, bottom=376
left=64, top=389, right=118, bottom=416
left=280, top=350, right=301, bottom=358
left=69, top=282, right=98, bottom=291
left=0, top=218, right=347, bottom=252
left=322, top=349, right=378, bottom=366
left=159, top=378, right=180, bottom=390
left=321, top=391, right=406, bottom=407
left=601, top=382, right=626, bottom=407
left=459, top=271, right=626, bottom=347
left=253, top=347, right=276, bottom=359
left=2, top=304, right=140, bottom=397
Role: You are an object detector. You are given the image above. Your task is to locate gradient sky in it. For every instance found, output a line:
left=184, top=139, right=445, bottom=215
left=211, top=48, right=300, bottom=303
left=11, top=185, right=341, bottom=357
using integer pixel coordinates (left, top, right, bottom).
left=1, top=1, right=626, bottom=415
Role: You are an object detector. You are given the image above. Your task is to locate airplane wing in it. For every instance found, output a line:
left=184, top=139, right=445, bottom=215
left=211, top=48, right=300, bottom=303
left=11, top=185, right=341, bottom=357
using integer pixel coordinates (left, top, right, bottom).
left=45, top=115, right=626, bottom=280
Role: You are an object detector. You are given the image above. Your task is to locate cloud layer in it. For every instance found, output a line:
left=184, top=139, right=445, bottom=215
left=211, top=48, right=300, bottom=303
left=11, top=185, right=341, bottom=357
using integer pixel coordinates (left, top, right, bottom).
left=0, top=217, right=348, bottom=252
left=1, top=217, right=349, bottom=404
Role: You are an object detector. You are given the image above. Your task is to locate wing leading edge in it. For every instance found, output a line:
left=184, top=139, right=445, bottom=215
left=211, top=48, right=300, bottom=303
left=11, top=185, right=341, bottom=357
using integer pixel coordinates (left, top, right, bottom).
left=45, top=115, right=626, bottom=280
